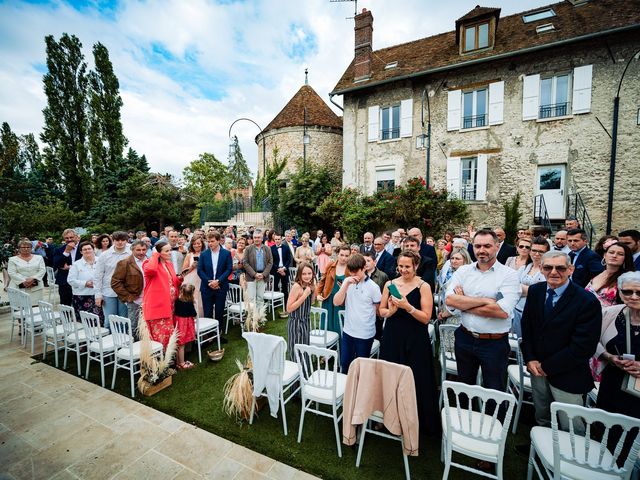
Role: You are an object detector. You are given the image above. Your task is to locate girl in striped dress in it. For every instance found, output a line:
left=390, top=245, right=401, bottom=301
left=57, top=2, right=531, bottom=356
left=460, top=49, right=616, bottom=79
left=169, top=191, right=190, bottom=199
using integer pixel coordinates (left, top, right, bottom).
left=286, top=262, right=316, bottom=361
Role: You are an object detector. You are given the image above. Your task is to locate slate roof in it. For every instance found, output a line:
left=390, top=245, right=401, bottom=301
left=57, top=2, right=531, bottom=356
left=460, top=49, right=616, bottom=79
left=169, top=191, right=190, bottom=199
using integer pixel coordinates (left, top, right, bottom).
left=263, top=85, right=343, bottom=133
left=331, top=0, right=640, bottom=95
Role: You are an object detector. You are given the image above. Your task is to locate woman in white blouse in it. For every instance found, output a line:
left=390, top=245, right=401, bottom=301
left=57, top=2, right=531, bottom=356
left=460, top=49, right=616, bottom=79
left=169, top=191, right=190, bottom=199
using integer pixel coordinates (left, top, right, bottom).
left=8, top=239, right=46, bottom=305
left=68, top=241, right=103, bottom=324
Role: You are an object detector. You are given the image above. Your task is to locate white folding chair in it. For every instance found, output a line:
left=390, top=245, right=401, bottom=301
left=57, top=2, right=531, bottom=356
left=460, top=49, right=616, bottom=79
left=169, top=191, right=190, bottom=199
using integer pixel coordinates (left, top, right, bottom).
left=507, top=338, right=533, bottom=434
left=244, top=332, right=300, bottom=436
left=309, top=306, right=340, bottom=355
left=428, top=323, right=436, bottom=357
left=6, top=287, right=23, bottom=344
left=225, top=283, right=245, bottom=334
left=295, top=344, right=347, bottom=457
left=80, top=311, right=116, bottom=388
left=528, top=402, right=640, bottom=480
left=195, top=316, right=221, bottom=363
left=110, top=314, right=162, bottom=398
left=338, top=310, right=379, bottom=359
left=46, top=266, right=56, bottom=303
left=263, top=275, right=285, bottom=321
left=439, top=324, right=458, bottom=406
left=39, top=301, right=64, bottom=367
left=288, top=266, right=297, bottom=289
left=586, top=382, right=600, bottom=408
left=350, top=358, right=413, bottom=480
left=441, top=380, right=516, bottom=480
left=14, top=289, right=44, bottom=353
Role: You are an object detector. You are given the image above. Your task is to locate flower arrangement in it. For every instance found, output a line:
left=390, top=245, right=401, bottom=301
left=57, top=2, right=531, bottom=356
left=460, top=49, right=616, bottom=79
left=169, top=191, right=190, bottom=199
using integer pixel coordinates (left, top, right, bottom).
left=137, top=311, right=178, bottom=394
left=222, top=356, right=254, bottom=421
left=244, top=301, right=267, bottom=333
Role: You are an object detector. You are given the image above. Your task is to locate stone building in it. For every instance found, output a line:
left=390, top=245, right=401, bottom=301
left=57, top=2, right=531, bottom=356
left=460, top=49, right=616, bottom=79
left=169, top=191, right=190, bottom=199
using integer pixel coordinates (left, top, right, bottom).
left=257, top=80, right=343, bottom=179
left=330, top=0, right=640, bottom=237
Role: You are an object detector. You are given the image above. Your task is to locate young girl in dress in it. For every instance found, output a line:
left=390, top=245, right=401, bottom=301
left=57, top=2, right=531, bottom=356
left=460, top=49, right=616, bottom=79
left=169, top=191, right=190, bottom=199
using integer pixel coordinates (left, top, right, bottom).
left=174, top=284, right=197, bottom=370
left=286, top=262, right=316, bottom=362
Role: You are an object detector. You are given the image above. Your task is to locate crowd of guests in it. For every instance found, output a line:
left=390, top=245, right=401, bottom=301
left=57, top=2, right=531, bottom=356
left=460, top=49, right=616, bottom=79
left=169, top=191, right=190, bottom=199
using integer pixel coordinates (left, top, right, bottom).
left=3, top=220, right=640, bottom=471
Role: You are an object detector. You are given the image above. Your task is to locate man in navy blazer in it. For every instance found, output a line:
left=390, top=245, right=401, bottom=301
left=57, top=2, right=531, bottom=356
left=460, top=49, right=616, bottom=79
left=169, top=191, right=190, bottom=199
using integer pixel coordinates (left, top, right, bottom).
left=372, top=236, right=396, bottom=280
left=521, top=250, right=601, bottom=433
left=566, top=228, right=604, bottom=288
left=618, top=229, right=640, bottom=271
left=53, top=228, right=83, bottom=306
left=197, top=232, right=232, bottom=329
left=270, top=233, right=292, bottom=311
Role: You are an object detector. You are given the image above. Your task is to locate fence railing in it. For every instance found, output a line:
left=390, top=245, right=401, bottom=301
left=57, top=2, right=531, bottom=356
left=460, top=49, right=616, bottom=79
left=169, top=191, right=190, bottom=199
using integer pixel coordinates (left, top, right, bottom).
left=199, top=196, right=269, bottom=225
left=533, top=194, right=553, bottom=231
left=567, top=193, right=596, bottom=247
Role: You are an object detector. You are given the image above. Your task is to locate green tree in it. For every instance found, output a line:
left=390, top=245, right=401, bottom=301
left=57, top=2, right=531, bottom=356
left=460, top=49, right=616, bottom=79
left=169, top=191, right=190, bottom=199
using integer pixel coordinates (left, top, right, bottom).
left=182, top=153, right=230, bottom=204
left=253, top=147, right=287, bottom=207
left=503, top=191, right=522, bottom=245
left=227, top=135, right=252, bottom=189
left=40, top=33, right=91, bottom=211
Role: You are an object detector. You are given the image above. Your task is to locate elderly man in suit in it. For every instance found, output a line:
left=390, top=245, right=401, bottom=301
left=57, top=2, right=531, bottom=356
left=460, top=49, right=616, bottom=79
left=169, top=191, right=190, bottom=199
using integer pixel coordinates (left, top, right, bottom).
left=243, top=229, right=273, bottom=308
left=521, top=250, right=601, bottom=434
left=111, top=239, right=147, bottom=339
left=197, top=232, right=233, bottom=333
left=360, top=232, right=374, bottom=254
left=270, top=233, right=292, bottom=317
left=53, top=228, right=83, bottom=306
left=372, top=236, right=396, bottom=280
left=566, top=228, right=604, bottom=287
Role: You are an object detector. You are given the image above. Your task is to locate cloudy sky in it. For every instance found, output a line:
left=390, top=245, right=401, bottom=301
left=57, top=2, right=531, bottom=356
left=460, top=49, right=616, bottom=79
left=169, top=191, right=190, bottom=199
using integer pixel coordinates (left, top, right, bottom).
left=0, top=0, right=553, bottom=179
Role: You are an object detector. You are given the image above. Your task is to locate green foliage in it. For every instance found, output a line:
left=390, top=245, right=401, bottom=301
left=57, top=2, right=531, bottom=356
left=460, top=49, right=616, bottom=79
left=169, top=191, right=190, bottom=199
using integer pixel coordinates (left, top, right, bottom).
left=0, top=198, right=82, bottom=240
left=315, top=177, right=469, bottom=241
left=182, top=153, right=230, bottom=204
left=503, top=191, right=522, bottom=245
left=277, top=160, right=341, bottom=233
left=227, top=135, right=252, bottom=189
left=253, top=147, right=287, bottom=207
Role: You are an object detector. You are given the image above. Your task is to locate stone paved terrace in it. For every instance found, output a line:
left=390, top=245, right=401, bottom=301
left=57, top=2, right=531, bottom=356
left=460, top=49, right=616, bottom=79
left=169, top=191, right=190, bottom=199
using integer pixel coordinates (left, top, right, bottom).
left=0, top=285, right=319, bottom=480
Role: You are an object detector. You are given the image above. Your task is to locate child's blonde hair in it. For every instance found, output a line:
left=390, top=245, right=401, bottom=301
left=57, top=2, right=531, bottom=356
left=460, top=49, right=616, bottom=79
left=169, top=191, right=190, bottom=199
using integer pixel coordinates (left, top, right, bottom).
left=179, top=283, right=195, bottom=303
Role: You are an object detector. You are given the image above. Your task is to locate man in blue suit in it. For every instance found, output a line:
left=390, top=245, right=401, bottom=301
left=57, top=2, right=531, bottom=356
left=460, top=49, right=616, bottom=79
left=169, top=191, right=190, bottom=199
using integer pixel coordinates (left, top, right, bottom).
left=198, top=232, right=232, bottom=340
left=618, top=229, right=640, bottom=271
left=521, top=250, right=601, bottom=434
left=270, top=233, right=292, bottom=316
left=566, top=228, right=604, bottom=288
left=53, top=228, right=83, bottom=306
left=372, top=236, right=396, bottom=279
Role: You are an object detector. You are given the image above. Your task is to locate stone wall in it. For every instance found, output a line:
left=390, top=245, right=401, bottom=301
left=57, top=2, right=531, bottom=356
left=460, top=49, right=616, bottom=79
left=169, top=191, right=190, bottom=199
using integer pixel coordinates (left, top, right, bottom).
left=257, top=125, right=343, bottom=178
left=342, top=31, right=640, bottom=235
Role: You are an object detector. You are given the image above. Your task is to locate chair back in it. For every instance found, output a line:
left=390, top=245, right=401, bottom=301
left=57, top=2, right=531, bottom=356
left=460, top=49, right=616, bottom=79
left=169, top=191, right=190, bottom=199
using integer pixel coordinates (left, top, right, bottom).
left=109, top=315, right=133, bottom=350
left=7, top=287, right=23, bottom=322
left=37, top=301, right=57, bottom=330
left=550, top=402, right=640, bottom=479
left=310, top=306, right=329, bottom=344
left=59, top=305, right=80, bottom=337
left=79, top=311, right=104, bottom=343
left=313, top=263, right=320, bottom=281
left=513, top=338, right=527, bottom=394
left=439, top=324, right=457, bottom=365
left=338, top=310, right=345, bottom=335
left=288, top=267, right=297, bottom=286
left=294, top=343, right=339, bottom=402
left=266, top=275, right=275, bottom=292
left=227, top=283, right=243, bottom=305
left=46, top=266, right=55, bottom=284
left=14, top=289, right=34, bottom=318
left=442, top=381, right=515, bottom=457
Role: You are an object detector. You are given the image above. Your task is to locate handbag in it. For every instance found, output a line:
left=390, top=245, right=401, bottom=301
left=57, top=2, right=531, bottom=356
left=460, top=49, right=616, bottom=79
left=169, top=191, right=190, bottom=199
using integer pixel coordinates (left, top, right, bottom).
left=621, top=309, right=640, bottom=399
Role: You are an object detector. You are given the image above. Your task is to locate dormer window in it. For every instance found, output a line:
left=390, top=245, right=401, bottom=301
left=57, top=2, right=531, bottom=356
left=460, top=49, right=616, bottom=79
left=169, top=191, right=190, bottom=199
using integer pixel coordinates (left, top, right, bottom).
left=464, top=22, right=490, bottom=52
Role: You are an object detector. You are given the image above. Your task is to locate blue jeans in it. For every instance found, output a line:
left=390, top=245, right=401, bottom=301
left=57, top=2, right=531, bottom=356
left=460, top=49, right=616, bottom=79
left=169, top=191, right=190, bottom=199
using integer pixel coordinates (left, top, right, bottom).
left=340, top=332, right=374, bottom=374
left=102, top=296, right=128, bottom=331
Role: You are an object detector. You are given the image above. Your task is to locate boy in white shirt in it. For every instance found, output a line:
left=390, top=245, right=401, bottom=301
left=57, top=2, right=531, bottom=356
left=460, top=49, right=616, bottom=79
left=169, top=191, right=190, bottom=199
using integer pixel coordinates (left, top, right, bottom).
left=333, top=253, right=382, bottom=373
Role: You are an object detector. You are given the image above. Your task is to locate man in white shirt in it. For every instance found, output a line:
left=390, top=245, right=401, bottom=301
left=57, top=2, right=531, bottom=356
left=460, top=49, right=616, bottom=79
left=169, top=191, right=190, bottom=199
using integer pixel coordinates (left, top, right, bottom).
left=445, top=229, right=520, bottom=394
left=553, top=230, right=571, bottom=253
left=167, top=230, right=185, bottom=274
left=333, top=254, right=382, bottom=373
left=94, top=231, right=131, bottom=330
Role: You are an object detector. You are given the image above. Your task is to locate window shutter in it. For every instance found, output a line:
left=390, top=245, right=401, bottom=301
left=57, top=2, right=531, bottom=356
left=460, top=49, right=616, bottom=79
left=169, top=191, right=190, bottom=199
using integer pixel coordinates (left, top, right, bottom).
left=446, top=157, right=461, bottom=197
left=447, top=90, right=461, bottom=131
left=522, top=74, right=540, bottom=121
left=476, top=154, right=488, bottom=201
left=572, top=64, right=593, bottom=115
left=400, top=99, right=412, bottom=137
left=368, top=106, right=379, bottom=142
left=488, top=81, right=504, bottom=125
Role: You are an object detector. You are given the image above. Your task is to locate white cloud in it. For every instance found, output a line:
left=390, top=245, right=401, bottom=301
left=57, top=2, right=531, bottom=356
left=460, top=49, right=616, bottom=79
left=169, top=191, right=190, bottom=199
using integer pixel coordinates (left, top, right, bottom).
left=0, top=0, right=552, bottom=179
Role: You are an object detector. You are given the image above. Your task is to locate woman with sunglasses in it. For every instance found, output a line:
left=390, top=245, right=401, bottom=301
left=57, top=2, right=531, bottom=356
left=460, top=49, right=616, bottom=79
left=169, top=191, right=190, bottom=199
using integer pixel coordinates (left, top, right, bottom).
left=505, top=237, right=532, bottom=271
left=511, top=237, right=549, bottom=337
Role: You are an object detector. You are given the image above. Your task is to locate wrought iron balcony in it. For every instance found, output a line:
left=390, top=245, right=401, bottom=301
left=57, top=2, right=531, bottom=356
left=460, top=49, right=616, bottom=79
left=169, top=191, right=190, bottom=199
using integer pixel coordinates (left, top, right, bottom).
left=539, top=102, right=568, bottom=119
left=380, top=128, right=400, bottom=140
left=462, top=114, right=487, bottom=129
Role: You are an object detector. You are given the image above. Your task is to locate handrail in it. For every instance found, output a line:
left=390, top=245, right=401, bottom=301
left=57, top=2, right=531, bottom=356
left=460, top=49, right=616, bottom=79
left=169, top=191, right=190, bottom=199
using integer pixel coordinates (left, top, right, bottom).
left=533, top=194, right=553, bottom=232
left=567, top=193, right=596, bottom=247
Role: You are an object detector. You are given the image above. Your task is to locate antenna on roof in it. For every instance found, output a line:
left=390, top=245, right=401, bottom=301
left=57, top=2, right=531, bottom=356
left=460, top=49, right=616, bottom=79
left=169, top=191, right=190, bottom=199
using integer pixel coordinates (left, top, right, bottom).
left=305, top=67, right=309, bottom=85
left=329, top=0, right=357, bottom=19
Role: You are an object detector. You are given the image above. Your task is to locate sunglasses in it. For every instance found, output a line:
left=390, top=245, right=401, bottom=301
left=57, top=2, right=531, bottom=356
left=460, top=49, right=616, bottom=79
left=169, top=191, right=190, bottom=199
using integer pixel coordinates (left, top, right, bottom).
left=620, top=290, right=640, bottom=297
left=542, top=265, right=569, bottom=273
left=518, top=245, right=531, bottom=250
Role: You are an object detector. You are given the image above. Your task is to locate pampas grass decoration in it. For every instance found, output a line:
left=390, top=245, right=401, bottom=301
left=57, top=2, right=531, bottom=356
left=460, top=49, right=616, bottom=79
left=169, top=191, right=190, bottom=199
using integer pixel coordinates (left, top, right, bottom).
left=222, top=357, right=254, bottom=421
left=137, top=309, right=178, bottom=394
left=244, top=301, right=267, bottom=333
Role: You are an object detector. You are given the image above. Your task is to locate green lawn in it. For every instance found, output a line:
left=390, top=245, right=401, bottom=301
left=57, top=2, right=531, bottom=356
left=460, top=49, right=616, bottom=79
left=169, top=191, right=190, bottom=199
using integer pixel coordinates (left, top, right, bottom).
left=38, top=316, right=535, bottom=479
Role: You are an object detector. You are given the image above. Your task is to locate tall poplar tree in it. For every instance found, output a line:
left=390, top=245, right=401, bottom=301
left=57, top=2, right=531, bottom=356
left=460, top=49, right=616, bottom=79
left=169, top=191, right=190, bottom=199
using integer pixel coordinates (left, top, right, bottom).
left=40, top=33, right=91, bottom=211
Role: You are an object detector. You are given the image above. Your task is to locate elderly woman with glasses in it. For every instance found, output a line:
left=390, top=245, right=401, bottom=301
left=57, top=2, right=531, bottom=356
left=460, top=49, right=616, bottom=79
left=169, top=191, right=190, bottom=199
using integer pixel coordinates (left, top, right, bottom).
left=8, top=239, right=46, bottom=305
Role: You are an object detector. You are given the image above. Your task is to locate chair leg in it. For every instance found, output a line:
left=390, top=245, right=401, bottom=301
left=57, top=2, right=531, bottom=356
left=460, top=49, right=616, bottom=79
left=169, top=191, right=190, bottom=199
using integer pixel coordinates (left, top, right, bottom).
left=75, top=347, right=82, bottom=376
left=63, top=344, right=69, bottom=370
left=401, top=438, right=410, bottom=480
left=333, top=405, right=342, bottom=458
left=249, top=397, right=257, bottom=425
left=280, top=393, right=288, bottom=436
left=53, top=339, right=59, bottom=367
left=527, top=443, right=536, bottom=480
left=197, top=334, right=202, bottom=363
left=43, top=335, right=48, bottom=360
left=100, top=352, right=106, bottom=387
left=111, top=358, right=118, bottom=390
left=512, top=386, right=523, bottom=434
left=297, top=400, right=306, bottom=443
left=129, top=360, right=135, bottom=398
left=355, top=419, right=367, bottom=467
left=216, top=328, right=221, bottom=350
left=85, top=351, right=91, bottom=380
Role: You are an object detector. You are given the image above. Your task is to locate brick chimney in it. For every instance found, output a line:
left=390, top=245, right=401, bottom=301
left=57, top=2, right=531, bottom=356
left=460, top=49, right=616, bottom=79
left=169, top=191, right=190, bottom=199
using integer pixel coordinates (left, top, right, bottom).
left=354, top=8, right=373, bottom=81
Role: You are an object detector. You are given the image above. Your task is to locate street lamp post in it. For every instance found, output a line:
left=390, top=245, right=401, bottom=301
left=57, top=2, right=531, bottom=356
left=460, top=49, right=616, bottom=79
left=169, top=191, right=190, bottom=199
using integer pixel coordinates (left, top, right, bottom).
left=228, top=117, right=266, bottom=179
left=606, top=48, right=640, bottom=234
left=417, top=87, right=432, bottom=189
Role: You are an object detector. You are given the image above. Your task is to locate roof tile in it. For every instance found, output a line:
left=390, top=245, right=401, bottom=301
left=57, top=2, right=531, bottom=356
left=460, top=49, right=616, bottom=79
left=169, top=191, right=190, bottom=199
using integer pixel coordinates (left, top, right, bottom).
left=264, top=85, right=342, bottom=132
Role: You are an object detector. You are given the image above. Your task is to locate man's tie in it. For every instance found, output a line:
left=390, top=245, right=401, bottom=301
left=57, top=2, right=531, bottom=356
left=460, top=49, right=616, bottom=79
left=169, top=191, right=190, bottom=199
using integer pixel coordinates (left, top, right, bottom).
left=544, top=288, right=556, bottom=318
left=568, top=251, right=576, bottom=264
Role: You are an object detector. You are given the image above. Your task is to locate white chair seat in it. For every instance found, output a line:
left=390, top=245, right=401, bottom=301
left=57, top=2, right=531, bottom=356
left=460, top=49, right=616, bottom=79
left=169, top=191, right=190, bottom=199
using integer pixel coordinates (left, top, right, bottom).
left=264, top=291, right=284, bottom=300
left=44, top=325, right=66, bottom=337
left=67, top=327, right=109, bottom=344
left=530, top=426, right=618, bottom=480
left=309, top=330, right=339, bottom=347
left=370, top=338, right=380, bottom=356
left=88, top=334, right=123, bottom=353
left=197, top=317, right=219, bottom=332
left=303, top=371, right=347, bottom=402
left=444, top=358, right=458, bottom=375
left=283, top=360, right=299, bottom=385
left=228, top=304, right=243, bottom=313
left=115, top=340, right=163, bottom=360
left=508, top=364, right=532, bottom=390
left=509, top=336, right=519, bottom=351
left=441, top=409, right=503, bottom=458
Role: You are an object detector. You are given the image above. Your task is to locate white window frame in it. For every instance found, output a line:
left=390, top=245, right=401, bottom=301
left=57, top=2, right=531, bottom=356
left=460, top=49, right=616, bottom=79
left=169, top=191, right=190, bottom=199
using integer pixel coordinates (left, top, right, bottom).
left=522, top=9, right=555, bottom=23
left=463, top=21, right=490, bottom=53
left=462, top=88, right=488, bottom=129
left=375, top=167, right=395, bottom=192
left=447, top=154, right=488, bottom=201
left=449, top=81, right=503, bottom=131
left=539, top=73, right=572, bottom=119
left=380, top=104, right=400, bottom=140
